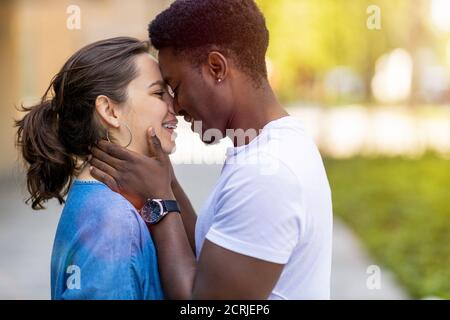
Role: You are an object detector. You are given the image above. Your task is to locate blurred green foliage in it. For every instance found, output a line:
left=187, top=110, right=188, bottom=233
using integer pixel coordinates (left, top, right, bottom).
left=256, top=0, right=438, bottom=103
left=325, top=155, right=450, bottom=299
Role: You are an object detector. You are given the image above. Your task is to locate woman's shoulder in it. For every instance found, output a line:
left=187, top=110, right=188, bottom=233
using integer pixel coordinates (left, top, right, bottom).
left=53, top=181, right=160, bottom=300
left=61, top=180, right=145, bottom=242
left=67, top=180, right=135, bottom=213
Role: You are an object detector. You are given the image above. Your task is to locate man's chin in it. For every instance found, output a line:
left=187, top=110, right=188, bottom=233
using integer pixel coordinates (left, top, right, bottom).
left=192, top=126, right=222, bottom=145
left=201, top=134, right=221, bottom=146
left=201, top=135, right=220, bottom=145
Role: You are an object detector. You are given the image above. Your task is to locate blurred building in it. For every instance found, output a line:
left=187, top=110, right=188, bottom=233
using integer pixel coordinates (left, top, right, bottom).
left=0, top=0, right=171, bottom=176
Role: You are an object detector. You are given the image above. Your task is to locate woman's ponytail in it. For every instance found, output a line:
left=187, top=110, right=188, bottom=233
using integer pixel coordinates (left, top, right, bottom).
left=15, top=99, right=75, bottom=210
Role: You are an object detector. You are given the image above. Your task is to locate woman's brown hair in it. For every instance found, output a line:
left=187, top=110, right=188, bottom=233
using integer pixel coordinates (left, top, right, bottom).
left=15, top=37, right=149, bottom=210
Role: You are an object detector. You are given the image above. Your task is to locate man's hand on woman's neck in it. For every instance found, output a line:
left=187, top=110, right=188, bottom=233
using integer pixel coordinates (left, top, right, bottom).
left=76, top=159, right=98, bottom=181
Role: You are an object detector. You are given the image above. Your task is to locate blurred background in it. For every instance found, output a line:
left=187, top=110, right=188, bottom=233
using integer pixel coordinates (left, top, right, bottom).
left=0, top=0, right=449, bottom=299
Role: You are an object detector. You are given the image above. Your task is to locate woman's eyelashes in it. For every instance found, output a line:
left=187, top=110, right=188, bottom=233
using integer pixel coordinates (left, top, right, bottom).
left=154, top=90, right=165, bottom=98
left=152, top=88, right=170, bottom=100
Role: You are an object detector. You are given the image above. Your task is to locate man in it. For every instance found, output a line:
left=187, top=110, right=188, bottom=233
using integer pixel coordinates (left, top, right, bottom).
left=90, top=0, right=333, bottom=299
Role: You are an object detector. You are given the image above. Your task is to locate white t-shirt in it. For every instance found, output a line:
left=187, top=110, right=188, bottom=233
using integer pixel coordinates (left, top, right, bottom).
left=195, top=116, right=333, bottom=300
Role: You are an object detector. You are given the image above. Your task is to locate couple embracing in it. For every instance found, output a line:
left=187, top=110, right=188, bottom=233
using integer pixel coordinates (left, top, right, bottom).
left=16, top=0, right=332, bottom=300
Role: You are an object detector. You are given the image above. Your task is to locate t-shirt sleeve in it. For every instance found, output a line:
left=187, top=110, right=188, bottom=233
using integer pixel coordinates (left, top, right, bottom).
left=205, top=153, right=303, bottom=264
left=60, top=202, right=144, bottom=300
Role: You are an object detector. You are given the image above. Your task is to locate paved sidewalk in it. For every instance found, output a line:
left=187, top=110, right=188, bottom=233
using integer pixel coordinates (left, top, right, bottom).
left=0, top=164, right=409, bottom=299
left=331, top=219, right=408, bottom=299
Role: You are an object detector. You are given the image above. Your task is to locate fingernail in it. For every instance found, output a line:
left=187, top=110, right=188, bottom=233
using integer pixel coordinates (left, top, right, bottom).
left=87, top=155, right=92, bottom=162
left=89, top=166, right=93, bottom=171
left=149, top=127, right=156, bottom=136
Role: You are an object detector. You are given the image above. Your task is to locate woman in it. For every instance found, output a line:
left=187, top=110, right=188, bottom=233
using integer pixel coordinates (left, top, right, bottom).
left=15, top=37, right=178, bottom=299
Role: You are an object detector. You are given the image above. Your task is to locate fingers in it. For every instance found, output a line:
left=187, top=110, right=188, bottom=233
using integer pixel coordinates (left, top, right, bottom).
left=91, top=144, right=124, bottom=170
left=89, top=165, right=119, bottom=193
left=90, top=157, right=118, bottom=180
left=97, top=139, right=133, bottom=161
left=147, top=127, right=167, bottom=162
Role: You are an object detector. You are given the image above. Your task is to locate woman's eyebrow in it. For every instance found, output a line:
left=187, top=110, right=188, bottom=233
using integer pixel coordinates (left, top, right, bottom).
left=148, top=80, right=166, bottom=89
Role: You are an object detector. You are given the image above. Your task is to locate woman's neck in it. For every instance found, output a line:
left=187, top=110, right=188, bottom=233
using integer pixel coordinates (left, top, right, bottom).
left=76, top=160, right=97, bottom=181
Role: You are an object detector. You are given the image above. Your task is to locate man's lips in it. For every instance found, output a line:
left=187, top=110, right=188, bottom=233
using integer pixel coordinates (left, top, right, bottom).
left=183, top=115, right=193, bottom=123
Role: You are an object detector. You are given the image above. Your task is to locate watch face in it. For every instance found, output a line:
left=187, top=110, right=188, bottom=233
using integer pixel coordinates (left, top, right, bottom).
left=150, top=201, right=162, bottom=216
left=143, top=199, right=164, bottom=224
left=141, top=199, right=179, bottom=224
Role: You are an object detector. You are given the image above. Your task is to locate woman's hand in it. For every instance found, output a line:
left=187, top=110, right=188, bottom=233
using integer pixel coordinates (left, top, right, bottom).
left=90, top=127, right=175, bottom=209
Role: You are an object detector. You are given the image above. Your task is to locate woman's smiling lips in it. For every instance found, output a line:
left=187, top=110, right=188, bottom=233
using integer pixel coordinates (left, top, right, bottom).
left=162, top=119, right=178, bottom=135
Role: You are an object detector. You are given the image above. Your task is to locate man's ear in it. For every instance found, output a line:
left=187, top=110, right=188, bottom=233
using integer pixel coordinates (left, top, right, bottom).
left=207, top=51, right=228, bottom=82
left=95, top=95, right=120, bottom=128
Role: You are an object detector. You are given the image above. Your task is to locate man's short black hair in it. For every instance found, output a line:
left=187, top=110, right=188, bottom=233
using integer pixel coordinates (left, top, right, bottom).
left=148, top=0, right=270, bottom=84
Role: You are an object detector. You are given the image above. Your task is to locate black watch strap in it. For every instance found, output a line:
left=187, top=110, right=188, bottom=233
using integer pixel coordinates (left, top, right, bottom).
left=162, top=200, right=180, bottom=213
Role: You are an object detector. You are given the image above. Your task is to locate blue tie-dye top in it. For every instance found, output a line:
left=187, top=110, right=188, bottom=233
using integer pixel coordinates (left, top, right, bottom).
left=51, top=180, right=164, bottom=300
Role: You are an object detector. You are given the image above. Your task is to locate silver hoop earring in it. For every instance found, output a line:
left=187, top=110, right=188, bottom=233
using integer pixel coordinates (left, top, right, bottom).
left=106, top=122, right=133, bottom=148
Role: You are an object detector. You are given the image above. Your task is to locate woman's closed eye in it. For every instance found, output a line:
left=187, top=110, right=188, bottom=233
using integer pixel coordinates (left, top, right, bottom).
left=153, top=89, right=169, bottom=100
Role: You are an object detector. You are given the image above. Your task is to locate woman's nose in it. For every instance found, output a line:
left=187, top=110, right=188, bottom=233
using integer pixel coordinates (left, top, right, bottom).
left=167, top=96, right=177, bottom=115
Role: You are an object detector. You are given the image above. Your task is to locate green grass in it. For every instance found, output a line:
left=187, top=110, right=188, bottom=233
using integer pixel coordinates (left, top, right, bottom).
left=324, top=155, right=450, bottom=299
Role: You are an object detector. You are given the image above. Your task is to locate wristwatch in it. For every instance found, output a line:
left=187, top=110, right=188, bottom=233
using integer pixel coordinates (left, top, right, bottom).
left=140, top=199, right=180, bottom=225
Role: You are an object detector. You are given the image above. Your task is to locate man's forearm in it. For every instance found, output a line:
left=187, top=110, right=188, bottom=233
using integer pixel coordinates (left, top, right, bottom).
left=149, top=213, right=196, bottom=300
left=172, top=179, right=197, bottom=254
